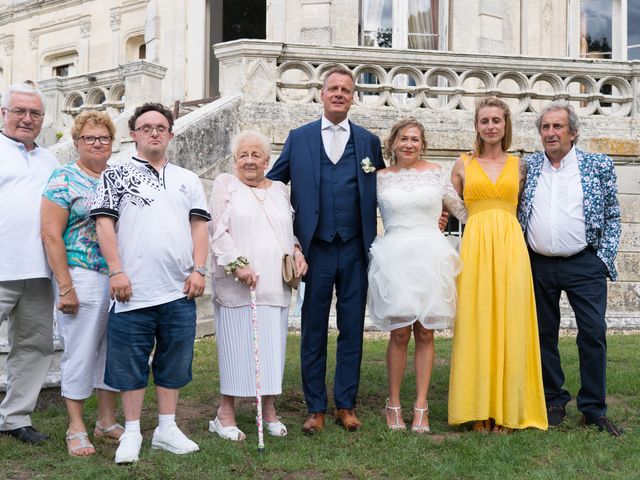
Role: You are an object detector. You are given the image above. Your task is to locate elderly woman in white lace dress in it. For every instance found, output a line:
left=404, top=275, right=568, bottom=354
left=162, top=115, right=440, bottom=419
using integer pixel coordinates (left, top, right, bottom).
left=367, top=118, right=467, bottom=433
left=207, top=130, right=307, bottom=441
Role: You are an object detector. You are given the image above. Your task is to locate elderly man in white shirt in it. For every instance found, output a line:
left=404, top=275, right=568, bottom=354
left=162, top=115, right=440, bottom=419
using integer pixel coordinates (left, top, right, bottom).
left=0, top=83, right=59, bottom=444
left=518, top=101, right=622, bottom=437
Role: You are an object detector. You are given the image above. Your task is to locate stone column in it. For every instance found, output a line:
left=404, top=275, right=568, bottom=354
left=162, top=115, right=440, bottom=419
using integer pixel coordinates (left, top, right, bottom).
left=214, top=40, right=282, bottom=102
left=38, top=77, right=66, bottom=133
left=119, top=60, right=168, bottom=109
left=185, top=0, right=206, bottom=100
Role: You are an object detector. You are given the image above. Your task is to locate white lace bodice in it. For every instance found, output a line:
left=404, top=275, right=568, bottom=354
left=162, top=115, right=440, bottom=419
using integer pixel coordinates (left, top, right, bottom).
left=376, top=167, right=467, bottom=232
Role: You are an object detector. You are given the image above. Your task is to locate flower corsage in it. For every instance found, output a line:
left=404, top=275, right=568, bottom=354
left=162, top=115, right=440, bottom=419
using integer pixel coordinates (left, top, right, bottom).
left=224, top=256, right=249, bottom=275
left=361, top=157, right=376, bottom=173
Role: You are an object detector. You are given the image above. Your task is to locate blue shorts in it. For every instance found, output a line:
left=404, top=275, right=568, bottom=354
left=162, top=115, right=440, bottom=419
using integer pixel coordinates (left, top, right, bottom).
left=105, top=296, right=196, bottom=391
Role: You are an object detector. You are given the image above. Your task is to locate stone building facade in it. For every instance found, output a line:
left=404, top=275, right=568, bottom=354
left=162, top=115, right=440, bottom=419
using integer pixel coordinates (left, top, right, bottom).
left=1, top=0, right=639, bottom=388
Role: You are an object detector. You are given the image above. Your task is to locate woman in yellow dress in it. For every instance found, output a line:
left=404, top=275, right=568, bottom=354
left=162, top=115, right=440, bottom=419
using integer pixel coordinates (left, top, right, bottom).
left=448, top=97, right=547, bottom=432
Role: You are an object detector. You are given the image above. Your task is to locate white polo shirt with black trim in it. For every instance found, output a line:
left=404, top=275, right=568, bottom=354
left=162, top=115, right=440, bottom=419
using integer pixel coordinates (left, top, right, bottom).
left=90, top=156, right=211, bottom=313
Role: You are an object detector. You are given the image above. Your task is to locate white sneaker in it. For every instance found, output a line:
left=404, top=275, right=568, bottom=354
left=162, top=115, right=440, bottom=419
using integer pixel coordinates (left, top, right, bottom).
left=151, top=425, right=199, bottom=454
left=115, top=431, right=143, bottom=464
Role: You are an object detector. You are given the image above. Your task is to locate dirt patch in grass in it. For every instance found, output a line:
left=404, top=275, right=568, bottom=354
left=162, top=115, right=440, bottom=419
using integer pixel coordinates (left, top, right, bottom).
left=4, top=461, right=36, bottom=480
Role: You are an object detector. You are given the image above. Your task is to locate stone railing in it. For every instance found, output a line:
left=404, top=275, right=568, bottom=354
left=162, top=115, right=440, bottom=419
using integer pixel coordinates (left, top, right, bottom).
left=37, top=61, right=167, bottom=138
left=215, top=40, right=640, bottom=118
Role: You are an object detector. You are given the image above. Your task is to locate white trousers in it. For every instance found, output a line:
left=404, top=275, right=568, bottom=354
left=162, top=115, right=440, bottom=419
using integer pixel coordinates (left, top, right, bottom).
left=55, top=267, right=116, bottom=400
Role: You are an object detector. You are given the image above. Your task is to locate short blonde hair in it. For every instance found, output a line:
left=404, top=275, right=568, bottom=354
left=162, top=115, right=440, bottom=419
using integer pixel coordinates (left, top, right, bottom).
left=71, top=110, right=116, bottom=140
left=383, top=118, right=428, bottom=164
left=474, top=97, right=512, bottom=155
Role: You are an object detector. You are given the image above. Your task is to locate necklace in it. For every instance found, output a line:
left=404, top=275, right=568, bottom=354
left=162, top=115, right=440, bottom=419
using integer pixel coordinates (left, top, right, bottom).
left=249, top=180, right=269, bottom=203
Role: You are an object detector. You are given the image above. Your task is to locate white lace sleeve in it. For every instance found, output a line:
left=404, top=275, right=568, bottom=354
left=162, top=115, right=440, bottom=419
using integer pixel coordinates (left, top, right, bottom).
left=441, top=169, right=467, bottom=223
left=208, top=173, right=242, bottom=266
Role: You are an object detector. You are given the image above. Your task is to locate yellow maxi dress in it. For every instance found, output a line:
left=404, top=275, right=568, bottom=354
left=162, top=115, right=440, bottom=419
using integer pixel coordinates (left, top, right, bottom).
left=448, top=154, right=547, bottom=430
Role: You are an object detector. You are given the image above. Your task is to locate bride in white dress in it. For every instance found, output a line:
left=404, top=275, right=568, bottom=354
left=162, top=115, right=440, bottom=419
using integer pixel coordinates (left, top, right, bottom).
left=368, top=118, right=467, bottom=433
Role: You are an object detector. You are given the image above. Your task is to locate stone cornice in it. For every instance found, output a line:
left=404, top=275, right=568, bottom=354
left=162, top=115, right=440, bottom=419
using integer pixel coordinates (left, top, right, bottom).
left=118, top=60, right=167, bottom=79
left=109, top=0, right=149, bottom=16
left=37, top=60, right=167, bottom=93
left=0, top=1, right=86, bottom=26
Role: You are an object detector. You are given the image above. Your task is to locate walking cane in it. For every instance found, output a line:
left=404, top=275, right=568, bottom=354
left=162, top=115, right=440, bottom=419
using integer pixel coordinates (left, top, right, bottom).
left=250, top=286, right=265, bottom=454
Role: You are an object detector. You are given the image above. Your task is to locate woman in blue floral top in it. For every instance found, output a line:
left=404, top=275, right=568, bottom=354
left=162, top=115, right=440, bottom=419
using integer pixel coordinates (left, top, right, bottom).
left=41, top=111, right=122, bottom=457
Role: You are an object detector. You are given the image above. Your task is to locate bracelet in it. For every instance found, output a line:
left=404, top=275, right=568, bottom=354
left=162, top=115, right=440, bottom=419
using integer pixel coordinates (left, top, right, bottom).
left=224, top=256, right=249, bottom=275
left=59, top=286, right=74, bottom=297
left=109, top=269, right=124, bottom=278
left=293, top=251, right=304, bottom=258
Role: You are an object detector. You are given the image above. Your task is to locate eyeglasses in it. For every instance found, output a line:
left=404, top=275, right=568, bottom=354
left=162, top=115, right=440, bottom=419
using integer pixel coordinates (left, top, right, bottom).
left=134, top=125, right=170, bottom=135
left=4, top=107, right=45, bottom=120
left=79, top=135, right=112, bottom=145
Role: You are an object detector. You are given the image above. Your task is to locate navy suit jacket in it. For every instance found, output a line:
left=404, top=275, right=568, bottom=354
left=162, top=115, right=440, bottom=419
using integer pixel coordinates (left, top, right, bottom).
left=268, top=119, right=385, bottom=258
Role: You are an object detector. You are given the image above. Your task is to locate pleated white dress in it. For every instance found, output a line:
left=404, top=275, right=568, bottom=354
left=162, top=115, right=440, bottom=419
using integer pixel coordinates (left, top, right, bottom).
left=208, top=174, right=296, bottom=397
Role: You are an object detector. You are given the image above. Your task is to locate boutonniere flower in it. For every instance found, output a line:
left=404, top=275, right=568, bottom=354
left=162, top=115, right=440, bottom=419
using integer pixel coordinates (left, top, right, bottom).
left=361, top=157, right=376, bottom=173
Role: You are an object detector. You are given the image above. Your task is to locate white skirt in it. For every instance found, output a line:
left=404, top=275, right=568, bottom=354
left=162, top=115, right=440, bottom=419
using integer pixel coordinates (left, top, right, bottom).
left=214, top=303, right=288, bottom=397
left=367, top=227, right=461, bottom=332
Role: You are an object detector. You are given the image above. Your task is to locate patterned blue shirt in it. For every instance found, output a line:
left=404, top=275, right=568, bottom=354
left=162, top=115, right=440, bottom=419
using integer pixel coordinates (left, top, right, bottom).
left=518, top=148, right=621, bottom=280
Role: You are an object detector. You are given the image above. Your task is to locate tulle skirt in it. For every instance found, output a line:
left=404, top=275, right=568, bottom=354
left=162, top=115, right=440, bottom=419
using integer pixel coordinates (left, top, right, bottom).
left=367, top=227, right=461, bottom=331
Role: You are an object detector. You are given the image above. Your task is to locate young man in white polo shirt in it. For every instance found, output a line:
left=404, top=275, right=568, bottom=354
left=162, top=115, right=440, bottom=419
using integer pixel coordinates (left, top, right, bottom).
left=91, top=103, right=210, bottom=463
left=0, top=83, right=59, bottom=445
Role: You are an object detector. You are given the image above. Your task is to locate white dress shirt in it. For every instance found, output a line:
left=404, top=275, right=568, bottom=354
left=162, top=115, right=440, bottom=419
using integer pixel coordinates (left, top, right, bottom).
left=527, top=146, right=587, bottom=257
left=321, top=115, right=350, bottom=164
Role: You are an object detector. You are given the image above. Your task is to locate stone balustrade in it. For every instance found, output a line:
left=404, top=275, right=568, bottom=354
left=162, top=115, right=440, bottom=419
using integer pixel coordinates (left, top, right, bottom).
left=35, top=60, right=167, bottom=145
left=215, top=40, right=640, bottom=118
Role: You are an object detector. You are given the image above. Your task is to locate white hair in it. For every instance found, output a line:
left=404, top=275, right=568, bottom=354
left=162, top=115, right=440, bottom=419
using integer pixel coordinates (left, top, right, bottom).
left=2, top=83, right=45, bottom=112
left=231, top=130, right=272, bottom=158
left=534, top=100, right=580, bottom=144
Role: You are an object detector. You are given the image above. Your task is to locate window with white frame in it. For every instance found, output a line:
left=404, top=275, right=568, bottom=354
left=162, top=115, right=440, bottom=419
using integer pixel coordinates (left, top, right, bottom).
left=580, top=0, right=613, bottom=58
left=574, top=0, right=640, bottom=60
left=361, top=0, right=447, bottom=50
left=628, top=0, right=640, bottom=59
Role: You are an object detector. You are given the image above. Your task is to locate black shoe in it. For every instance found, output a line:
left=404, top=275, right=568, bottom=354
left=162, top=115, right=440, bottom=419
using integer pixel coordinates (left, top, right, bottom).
left=546, top=406, right=566, bottom=427
left=1, top=426, right=49, bottom=444
left=581, top=414, right=623, bottom=437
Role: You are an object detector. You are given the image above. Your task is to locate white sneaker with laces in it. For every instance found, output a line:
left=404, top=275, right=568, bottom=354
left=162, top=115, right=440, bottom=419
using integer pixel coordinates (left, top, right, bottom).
left=151, top=425, right=199, bottom=454
left=115, top=431, right=143, bottom=464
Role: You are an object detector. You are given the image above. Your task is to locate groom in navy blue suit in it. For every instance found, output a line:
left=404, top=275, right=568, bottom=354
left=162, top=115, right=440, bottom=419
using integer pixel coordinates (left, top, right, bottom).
left=268, top=67, right=385, bottom=433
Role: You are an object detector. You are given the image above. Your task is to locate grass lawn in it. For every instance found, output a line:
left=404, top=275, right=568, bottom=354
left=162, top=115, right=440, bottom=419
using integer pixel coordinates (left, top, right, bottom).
left=2, top=332, right=639, bottom=480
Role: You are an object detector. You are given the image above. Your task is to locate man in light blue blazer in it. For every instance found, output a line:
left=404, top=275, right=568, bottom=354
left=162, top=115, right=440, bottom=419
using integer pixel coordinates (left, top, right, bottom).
left=518, top=101, right=621, bottom=436
left=268, top=67, right=385, bottom=433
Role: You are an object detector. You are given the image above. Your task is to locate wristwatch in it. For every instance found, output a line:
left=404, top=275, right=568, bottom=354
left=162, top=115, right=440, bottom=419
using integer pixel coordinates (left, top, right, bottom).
left=194, top=265, right=207, bottom=276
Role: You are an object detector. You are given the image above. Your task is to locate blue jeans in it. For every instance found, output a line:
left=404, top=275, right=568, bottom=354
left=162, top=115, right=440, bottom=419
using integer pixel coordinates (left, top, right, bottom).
left=105, top=296, right=196, bottom=391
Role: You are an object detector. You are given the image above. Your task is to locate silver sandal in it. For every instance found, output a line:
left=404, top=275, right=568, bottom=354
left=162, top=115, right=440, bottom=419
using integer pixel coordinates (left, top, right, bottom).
left=385, top=398, right=406, bottom=431
left=66, top=430, right=95, bottom=457
left=93, top=421, right=124, bottom=442
left=412, top=403, right=430, bottom=433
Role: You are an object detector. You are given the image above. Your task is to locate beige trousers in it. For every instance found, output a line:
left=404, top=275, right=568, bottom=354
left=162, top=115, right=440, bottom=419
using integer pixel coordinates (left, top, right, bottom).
left=0, top=278, right=54, bottom=430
